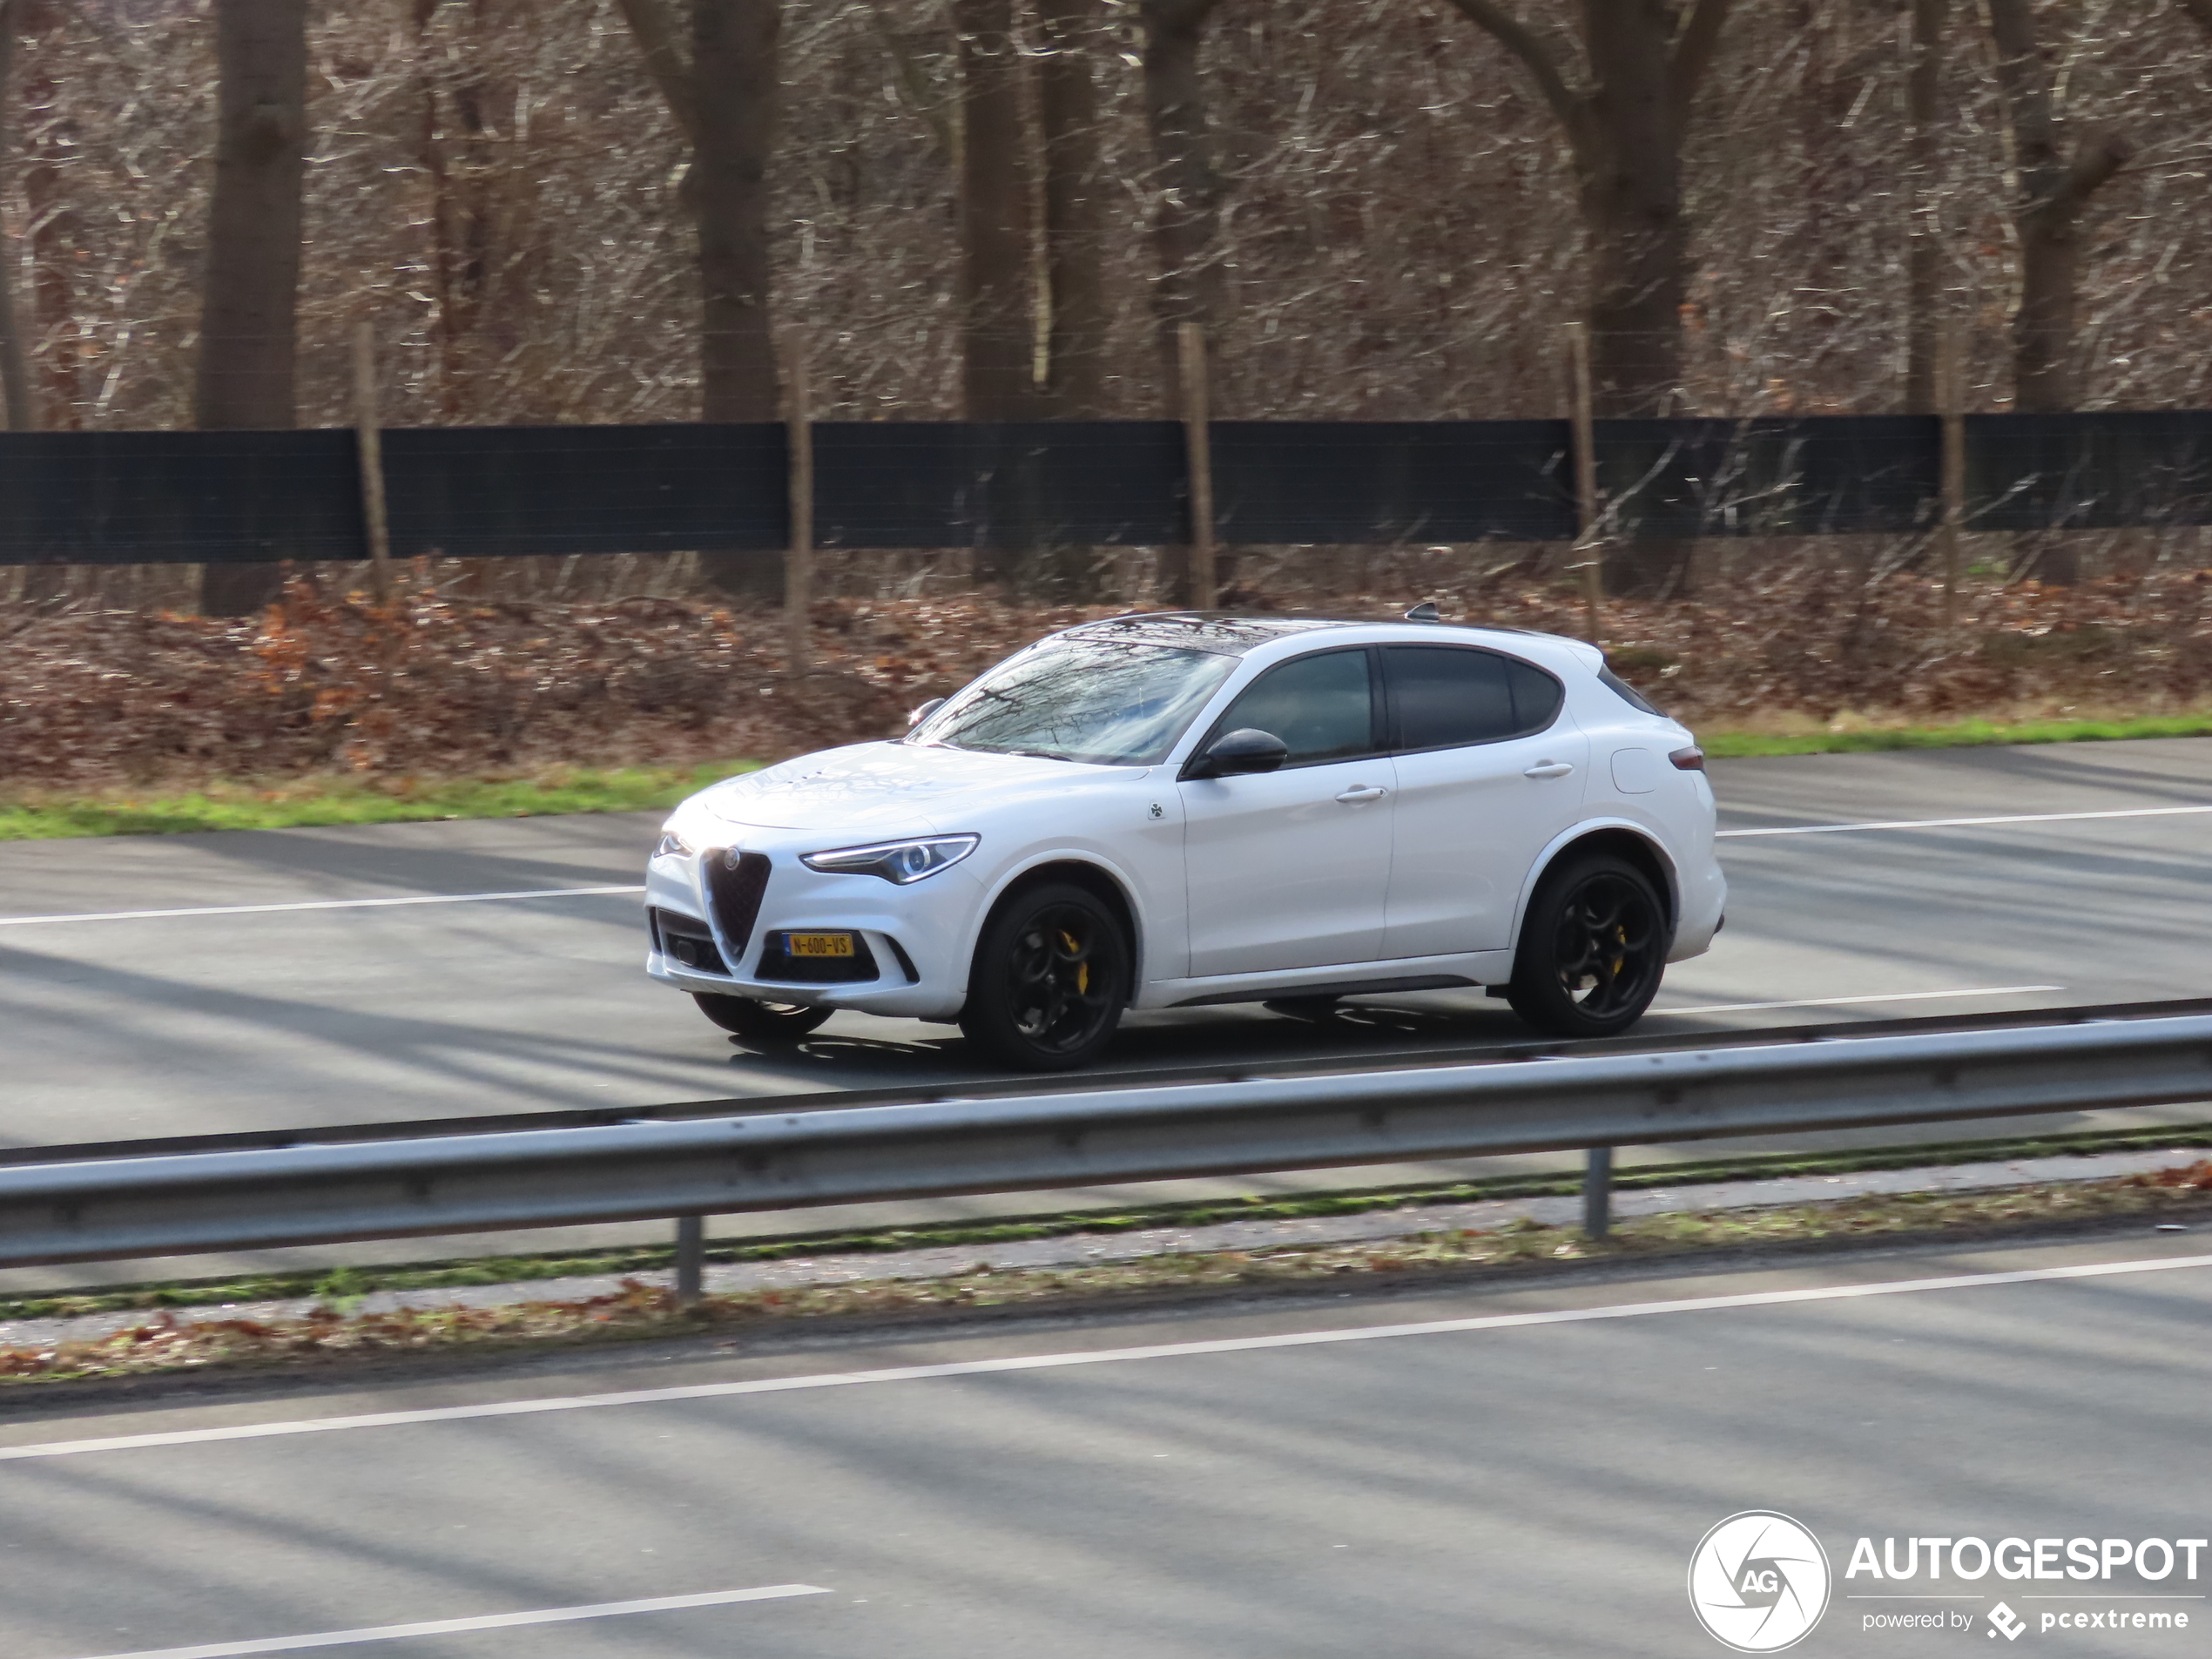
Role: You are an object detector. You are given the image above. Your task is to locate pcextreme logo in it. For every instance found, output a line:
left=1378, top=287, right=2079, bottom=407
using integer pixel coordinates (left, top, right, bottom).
left=1689, top=1511, right=1833, bottom=1653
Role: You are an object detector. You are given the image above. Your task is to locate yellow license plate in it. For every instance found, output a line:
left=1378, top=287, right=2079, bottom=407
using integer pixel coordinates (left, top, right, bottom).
left=786, top=932, right=856, bottom=958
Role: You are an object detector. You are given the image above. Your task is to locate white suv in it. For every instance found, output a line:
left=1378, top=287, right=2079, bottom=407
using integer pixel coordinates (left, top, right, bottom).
left=645, top=610, right=1724, bottom=1069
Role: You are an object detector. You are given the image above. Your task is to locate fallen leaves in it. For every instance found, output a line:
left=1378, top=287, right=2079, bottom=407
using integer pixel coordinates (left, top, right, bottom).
left=6, top=567, right=2211, bottom=794
left=1, top=1172, right=2203, bottom=1386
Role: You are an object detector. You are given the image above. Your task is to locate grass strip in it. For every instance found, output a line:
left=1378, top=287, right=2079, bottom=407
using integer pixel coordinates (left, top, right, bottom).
left=8, top=1118, right=2206, bottom=1325
left=6, top=1163, right=2208, bottom=1387
left=0, top=760, right=760, bottom=840
left=1702, top=711, right=2212, bottom=759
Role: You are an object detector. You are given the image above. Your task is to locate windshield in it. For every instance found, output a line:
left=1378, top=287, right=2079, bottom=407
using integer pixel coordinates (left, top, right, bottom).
left=911, top=638, right=1238, bottom=765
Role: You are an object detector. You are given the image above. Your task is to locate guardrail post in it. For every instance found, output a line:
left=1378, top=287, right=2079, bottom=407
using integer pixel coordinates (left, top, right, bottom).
left=1582, top=1146, right=1614, bottom=1240
left=674, top=1214, right=706, bottom=1304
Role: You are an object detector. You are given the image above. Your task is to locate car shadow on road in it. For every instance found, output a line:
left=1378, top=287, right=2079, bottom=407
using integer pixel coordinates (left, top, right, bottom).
left=729, top=995, right=1538, bottom=1089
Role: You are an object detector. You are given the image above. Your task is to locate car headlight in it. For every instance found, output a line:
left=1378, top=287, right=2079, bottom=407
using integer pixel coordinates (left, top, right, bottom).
left=801, top=834, right=979, bottom=884
left=654, top=828, right=696, bottom=859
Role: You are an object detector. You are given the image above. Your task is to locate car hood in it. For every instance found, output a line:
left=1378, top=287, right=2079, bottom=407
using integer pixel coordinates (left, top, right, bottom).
left=698, top=741, right=1141, bottom=833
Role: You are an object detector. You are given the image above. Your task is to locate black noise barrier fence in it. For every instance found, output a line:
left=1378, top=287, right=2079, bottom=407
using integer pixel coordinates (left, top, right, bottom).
left=3, top=412, right=2212, bottom=567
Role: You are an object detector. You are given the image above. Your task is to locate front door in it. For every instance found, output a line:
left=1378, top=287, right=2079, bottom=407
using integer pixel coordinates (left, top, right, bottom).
left=1179, top=647, right=1395, bottom=978
left=1379, top=644, right=1590, bottom=958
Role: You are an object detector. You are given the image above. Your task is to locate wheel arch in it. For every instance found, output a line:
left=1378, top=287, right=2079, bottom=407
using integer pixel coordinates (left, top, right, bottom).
left=1510, top=822, right=1679, bottom=954
left=972, top=857, right=1145, bottom=999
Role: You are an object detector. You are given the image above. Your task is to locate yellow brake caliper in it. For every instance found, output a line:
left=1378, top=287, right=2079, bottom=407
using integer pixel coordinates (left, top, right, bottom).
left=1062, top=931, right=1089, bottom=995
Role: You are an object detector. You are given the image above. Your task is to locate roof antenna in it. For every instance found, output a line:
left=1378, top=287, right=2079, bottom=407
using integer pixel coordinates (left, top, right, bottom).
left=1404, top=601, right=1440, bottom=623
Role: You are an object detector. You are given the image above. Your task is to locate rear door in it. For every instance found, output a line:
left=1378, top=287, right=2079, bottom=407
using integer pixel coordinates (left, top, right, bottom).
left=1178, top=647, right=1395, bottom=977
left=1379, top=644, right=1588, bottom=958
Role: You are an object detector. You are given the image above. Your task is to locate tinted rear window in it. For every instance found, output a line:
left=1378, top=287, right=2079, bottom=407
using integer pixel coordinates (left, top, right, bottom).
left=1599, top=664, right=1663, bottom=715
left=1385, top=646, right=1563, bottom=750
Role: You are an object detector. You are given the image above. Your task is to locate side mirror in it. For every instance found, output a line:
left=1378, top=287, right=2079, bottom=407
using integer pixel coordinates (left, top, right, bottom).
left=1189, top=727, right=1289, bottom=779
left=907, top=697, right=947, bottom=731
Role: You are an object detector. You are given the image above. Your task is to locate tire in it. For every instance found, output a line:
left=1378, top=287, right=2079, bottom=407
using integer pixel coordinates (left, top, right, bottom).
left=960, top=882, right=1130, bottom=1070
left=692, top=994, right=833, bottom=1044
left=1506, top=853, right=1670, bottom=1039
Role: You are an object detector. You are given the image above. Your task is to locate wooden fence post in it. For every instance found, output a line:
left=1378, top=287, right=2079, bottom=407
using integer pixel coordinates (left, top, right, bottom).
left=1564, top=320, right=1602, bottom=646
left=1177, top=322, right=1217, bottom=610
left=785, top=341, right=814, bottom=672
left=351, top=319, right=393, bottom=605
left=1937, top=321, right=1966, bottom=631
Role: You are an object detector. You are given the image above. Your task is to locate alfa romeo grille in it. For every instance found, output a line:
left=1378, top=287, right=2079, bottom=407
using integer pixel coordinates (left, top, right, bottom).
left=703, top=850, right=772, bottom=959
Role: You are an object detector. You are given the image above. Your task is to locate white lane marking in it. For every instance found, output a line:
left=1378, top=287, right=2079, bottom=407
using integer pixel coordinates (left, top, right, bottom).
left=0, top=887, right=644, bottom=928
left=7, top=1252, right=2207, bottom=1463
left=1718, top=803, right=2212, bottom=838
left=72, top=1586, right=832, bottom=1659
left=1656, top=985, right=2063, bottom=1015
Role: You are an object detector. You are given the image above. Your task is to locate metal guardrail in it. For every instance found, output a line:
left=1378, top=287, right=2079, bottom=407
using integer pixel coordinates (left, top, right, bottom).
left=12, top=991, right=2210, bottom=1172
left=2, top=1013, right=2209, bottom=1271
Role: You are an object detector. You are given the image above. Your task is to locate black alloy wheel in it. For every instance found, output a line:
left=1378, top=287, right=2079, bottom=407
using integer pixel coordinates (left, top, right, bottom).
left=692, top=993, right=834, bottom=1044
left=1506, top=853, right=1669, bottom=1038
left=961, top=882, right=1130, bottom=1070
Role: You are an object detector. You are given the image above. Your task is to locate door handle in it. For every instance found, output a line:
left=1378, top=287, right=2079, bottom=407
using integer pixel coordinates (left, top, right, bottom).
left=1522, top=761, right=1575, bottom=779
left=1334, top=784, right=1388, bottom=804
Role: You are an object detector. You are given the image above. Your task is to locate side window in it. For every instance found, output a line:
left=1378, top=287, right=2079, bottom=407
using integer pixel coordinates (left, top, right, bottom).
left=1386, top=645, right=1563, bottom=751
left=1209, top=649, right=1378, bottom=766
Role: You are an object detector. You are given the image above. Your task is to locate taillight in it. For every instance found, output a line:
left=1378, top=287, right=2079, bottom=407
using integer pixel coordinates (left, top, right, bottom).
left=1669, top=745, right=1705, bottom=772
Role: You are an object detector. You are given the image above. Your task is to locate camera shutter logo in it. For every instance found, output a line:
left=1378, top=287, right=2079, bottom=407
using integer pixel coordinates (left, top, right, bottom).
left=1688, top=1511, right=1831, bottom=1653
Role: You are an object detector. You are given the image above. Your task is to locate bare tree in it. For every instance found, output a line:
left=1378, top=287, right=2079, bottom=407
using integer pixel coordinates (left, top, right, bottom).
left=0, top=0, right=32, bottom=433
left=196, top=0, right=309, bottom=618
left=1036, top=0, right=1105, bottom=415
left=1139, top=0, right=1226, bottom=414
left=1438, top=0, right=1731, bottom=417
left=1902, top=0, right=1945, bottom=415
left=1984, top=0, right=2133, bottom=415
left=409, top=0, right=536, bottom=424
left=1437, top=0, right=1732, bottom=590
left=952, top=0, right=1035, bottom=419
left=20, top=0, right=78, bottom=429
left=617, top=0, right=783, bottom=594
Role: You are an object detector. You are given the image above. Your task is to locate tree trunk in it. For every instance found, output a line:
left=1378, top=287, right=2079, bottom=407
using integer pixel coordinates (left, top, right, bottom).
left=1028, top=0, right=1107, bottom=600
left=1903, top=0, right=1945, bottom=415
left=195, top=0, right=309, bottom=618
left=0, top=0, right=34, bottom=435
left=692, top=0, right=780, bottom=423
left=953, top=0, right=1035, bottom=421
left=691, top=0, right=784, bottom=595
left=613, top=0, right=786, bottom=597
left=1985, top=0, right=2131, bottom=584
left=1986, top=0, right=2129, bottom=415
left=1036, top=0, right=1104, bottom=417
left=1576, top=0, right=1692, bottom=595
left=1576, top=0, right=1686, bottom=423
left=411, top=0, right=530, bottom=425
left=20, top=0, right=78, bottom=430
left=1138, top=0, right=1224, bottom=417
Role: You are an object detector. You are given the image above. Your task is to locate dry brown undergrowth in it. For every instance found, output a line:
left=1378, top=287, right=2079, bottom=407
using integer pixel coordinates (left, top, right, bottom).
left=4, top=1163, right=2205, bottom=1389
left=6, top=568, right=2212, bottom=792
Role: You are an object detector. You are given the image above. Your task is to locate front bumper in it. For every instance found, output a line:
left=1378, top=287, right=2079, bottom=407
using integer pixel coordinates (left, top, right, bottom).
left=644, top=845, right=979, bottom=1019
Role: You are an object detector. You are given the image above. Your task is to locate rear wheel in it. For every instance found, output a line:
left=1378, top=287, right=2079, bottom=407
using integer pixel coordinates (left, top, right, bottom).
left=692, top=994, right=833, bottom=1044
left=960, top=882, right=1130, bottom=1070
left=1506, top=854, right=1669, bottom=1038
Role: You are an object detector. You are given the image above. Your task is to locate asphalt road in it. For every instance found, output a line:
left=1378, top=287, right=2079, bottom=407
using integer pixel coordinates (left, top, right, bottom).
left=0, top=738, right=2208, bottom=1286
left=2, top=1231, right=2206, bottom=1658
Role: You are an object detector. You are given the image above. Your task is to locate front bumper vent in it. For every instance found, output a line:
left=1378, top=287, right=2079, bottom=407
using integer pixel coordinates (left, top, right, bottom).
left=650, top=907, right=729, bottom=975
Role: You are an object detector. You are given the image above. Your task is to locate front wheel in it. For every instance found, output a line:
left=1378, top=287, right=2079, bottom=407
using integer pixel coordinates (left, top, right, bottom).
left=960, top=882, right=1130, bottom=1070
left=692, top=994, right=833, bottom=1045
left=1506, top=854, right=1669, bottom=1038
